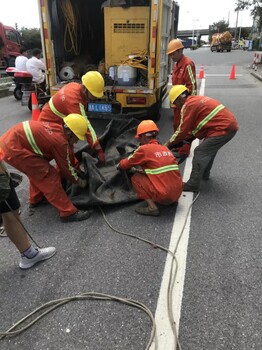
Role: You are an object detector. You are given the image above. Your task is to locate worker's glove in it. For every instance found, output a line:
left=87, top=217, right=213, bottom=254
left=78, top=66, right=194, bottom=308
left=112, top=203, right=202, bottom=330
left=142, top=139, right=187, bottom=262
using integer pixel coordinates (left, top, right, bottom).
left=97, top=148, right=106, bottom=165
left=76, top=169, right=86, bottom=179
left=164, top=142, right=173, bottom=150
left=171, top=141, right=185, bottom=150
left=78, top=178, right=88, bottom=189
left=129, top=167, right=145, bottom=174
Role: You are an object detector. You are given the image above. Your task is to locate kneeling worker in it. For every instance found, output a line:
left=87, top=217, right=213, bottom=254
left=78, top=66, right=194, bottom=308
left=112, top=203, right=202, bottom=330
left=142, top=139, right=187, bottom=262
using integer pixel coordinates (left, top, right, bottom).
left=118, top=120, right=183, bottom=216
left=0, top=114, right=90, bottom=222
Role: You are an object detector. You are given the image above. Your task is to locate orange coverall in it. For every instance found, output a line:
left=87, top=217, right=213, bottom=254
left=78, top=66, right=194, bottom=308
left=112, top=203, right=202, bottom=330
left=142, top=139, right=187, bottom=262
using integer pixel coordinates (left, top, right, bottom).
left=172, top=55, right=197, bottom=155
left=0, top=121, right=79, bottom=218
left=168, top=96, right=239, bottom=145
left=120, top=140, right=182, bottom=204
left=39, top=82, right=99, bottom=148
left=168, top=96, right=239, bottom=188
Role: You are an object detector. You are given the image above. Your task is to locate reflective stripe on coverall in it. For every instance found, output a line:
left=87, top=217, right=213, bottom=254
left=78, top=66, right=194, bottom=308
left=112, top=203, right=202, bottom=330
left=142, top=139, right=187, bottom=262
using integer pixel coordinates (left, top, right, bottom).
left=39, top=82, right=98, bottom=148
left=0, top=121, right=79, bottom=218
left=168, top=95, right=239, bottom=188
left=172, top=55, right=197, bottom=155
left=120, top=140, right=183, bottom=204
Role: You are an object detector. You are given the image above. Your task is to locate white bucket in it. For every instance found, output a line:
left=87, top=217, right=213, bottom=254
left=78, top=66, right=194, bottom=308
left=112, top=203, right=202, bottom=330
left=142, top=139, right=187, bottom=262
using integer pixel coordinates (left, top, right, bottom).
left=109, top=66, right=116, bottom=80
left=117, top=65, right=137, bottom=86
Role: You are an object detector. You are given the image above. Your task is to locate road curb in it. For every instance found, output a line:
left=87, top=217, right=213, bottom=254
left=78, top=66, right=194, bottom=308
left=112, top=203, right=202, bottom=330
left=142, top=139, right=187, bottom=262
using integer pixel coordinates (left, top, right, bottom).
left=249, top=69, right=262, bottom=82
left=0, top=89, right=12, bottom=98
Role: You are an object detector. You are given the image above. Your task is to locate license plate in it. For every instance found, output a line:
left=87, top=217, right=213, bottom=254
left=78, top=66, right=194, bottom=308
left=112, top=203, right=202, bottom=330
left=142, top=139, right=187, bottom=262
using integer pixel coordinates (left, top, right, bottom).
left=88, top=103, right=112, bottom=113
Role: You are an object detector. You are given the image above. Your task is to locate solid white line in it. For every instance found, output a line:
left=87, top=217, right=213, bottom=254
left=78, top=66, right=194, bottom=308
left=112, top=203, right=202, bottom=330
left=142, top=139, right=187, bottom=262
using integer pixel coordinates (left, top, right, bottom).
left=205, top=73, right=242, bottom=77
left=149, top=142, right=198, bottom=350
left=150, top=79, right=204, bottom=349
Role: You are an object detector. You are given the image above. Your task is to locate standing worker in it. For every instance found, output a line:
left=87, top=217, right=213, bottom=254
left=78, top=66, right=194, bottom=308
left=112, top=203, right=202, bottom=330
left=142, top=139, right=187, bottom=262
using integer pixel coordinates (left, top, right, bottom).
left=167, top=39, right=197, bottom=160
left=165, top=85, right=239, bottom=192
left=0, top=114, right=91, bottom=222
left=39, top=71, right=106, bottom=164
left=0, top=156, right=56, bottom=269
left=118, top=120, right=183, bottom=216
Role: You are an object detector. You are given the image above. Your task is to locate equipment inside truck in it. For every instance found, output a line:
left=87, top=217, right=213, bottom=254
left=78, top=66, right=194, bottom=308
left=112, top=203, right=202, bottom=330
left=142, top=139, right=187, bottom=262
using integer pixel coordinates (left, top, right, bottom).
left=48, top=0, right=150, bottom=85
left=42, top=0, right=172, bottom=120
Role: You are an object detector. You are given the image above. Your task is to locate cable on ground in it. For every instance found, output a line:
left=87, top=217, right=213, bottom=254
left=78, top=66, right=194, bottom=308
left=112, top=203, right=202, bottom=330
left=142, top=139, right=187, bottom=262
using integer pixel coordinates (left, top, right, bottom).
left=1, top=194, right=200, bottom=350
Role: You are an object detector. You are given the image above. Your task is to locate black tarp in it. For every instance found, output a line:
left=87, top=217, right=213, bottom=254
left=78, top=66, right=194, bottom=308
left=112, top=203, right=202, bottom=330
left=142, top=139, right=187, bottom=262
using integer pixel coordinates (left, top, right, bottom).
left=67, top=118, right=141, bottom=208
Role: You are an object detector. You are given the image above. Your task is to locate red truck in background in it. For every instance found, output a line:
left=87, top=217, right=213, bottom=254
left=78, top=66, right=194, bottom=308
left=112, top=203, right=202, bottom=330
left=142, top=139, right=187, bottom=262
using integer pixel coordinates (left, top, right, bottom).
left=0, top=22, right=22, bottom=68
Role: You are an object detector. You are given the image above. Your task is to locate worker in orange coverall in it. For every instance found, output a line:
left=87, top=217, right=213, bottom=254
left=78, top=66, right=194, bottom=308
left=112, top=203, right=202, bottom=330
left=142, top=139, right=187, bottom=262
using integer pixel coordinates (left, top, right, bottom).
left=118, top=120, right=183, bottom=216
left=39, top=70, right=106, bottom=164
left=167, top=39, right=197, bottom=161
left=0, top=114, right=91, bottom=223
left=165, top=85, right=239, bottom=192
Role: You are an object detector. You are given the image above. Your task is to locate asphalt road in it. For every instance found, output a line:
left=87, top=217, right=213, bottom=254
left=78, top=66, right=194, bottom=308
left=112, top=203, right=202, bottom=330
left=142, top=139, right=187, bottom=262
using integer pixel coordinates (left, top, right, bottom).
left=0, top=48, right=262, bottom=350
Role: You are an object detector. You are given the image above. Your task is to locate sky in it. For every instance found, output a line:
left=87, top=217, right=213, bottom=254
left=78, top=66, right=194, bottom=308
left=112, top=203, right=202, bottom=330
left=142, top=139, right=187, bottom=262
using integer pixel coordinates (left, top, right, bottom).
left=0, top=0, right=254, bottom=31
left=178, top=0, right=253, bottom=31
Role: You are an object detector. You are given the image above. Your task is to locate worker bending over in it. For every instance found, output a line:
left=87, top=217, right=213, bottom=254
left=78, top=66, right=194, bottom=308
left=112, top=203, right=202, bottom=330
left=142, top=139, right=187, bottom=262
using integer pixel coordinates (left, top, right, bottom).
left=0, top=157, right=56, bottom=269
left=39, top=71, right=106, bottom=164
left=166, top=85, right=239, bottom=192
left=0, top=114, right=90, bottom=222
left=118, top=120, right=183, bottom=216
left=167, top=39, right=197, bottom=160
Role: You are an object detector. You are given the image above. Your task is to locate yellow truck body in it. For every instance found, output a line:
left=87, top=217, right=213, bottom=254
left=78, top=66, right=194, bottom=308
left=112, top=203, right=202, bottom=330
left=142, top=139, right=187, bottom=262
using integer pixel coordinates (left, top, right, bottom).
left=37, top=0, right=175, bottom=120
left=210, top=31, right=232, bottom=52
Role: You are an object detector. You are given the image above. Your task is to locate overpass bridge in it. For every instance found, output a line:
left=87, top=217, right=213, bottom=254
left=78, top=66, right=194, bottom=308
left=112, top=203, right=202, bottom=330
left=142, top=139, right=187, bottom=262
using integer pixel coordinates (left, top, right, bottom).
left=177, top=28, right=210, bottom=37
left=177, top=27, right=252, bottom=39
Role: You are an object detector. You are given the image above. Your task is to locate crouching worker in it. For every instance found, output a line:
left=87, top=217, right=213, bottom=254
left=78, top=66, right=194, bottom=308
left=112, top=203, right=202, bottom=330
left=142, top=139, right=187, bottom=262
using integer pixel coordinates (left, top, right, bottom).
left=0, top=156, right=56, bottom=269
left=165, top=85, right=239, bottom=192
left=0, top=114, right=90, bottom=223
left=118, top=120, right=183, bottom=216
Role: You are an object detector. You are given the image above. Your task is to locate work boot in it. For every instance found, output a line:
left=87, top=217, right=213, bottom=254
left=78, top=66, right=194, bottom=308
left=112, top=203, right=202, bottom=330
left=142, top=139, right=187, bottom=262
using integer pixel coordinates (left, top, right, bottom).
left=19, top=247, right=56, bottom=270
left=183, top=182, right=200, bottom=193
left=61, top=210, right=91, bottom=223
left=135, top=206, right=160, bottom=217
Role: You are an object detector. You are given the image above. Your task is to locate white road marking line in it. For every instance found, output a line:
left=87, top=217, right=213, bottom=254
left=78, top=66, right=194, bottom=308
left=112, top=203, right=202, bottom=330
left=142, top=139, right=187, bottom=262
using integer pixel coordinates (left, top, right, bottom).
left=151, top=79, right=205, bottom=349
left=204, top=73, right=242, bottom=77
left=149, top=142, right=198, bottom=350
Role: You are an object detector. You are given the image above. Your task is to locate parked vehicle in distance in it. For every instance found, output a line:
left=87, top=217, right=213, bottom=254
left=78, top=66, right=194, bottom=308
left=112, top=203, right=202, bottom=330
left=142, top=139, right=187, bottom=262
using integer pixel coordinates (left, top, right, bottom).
left=0, top=23, right=22, bottom=68
left=210, top=31, right=232, bottom=52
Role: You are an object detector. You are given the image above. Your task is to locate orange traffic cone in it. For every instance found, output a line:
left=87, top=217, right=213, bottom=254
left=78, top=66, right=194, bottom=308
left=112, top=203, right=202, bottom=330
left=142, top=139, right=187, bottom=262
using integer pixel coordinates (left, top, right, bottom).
left=31, top=92, right=41, bottom=121
left=198, top=64, right=205, bottom=79
left=229, top=64, right=236, bottom=80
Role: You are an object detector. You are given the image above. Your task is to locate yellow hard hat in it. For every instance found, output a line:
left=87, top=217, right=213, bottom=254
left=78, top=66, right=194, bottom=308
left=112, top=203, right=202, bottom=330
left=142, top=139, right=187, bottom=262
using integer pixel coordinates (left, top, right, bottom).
left=135, top=120, right=159, bottom=138
left=166, top=39, right=184, bottom=55
left=64, top=114, right=88, bottom=141
left=81, top=71, right=105, bottom=98
left=169, top=85, right=188, bottom=104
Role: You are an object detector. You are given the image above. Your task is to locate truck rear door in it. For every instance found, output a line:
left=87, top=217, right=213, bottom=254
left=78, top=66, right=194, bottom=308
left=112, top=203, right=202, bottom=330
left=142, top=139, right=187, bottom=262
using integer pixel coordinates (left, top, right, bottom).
left=156, top=0, right=173, bottom=88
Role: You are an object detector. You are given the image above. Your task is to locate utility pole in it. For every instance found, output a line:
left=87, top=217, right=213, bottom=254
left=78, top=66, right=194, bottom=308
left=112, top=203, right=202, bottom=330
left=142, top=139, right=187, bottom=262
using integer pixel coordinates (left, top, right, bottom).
left=234, top=8, right=239, bottom=41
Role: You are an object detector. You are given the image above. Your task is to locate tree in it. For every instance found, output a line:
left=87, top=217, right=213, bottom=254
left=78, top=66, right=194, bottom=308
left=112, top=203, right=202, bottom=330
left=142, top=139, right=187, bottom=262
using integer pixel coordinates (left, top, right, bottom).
left=20, top=27, right=42, bottom=50
left=236, top=0, right=262, bottom=32
left=209, top=20, right=230, bottom=42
